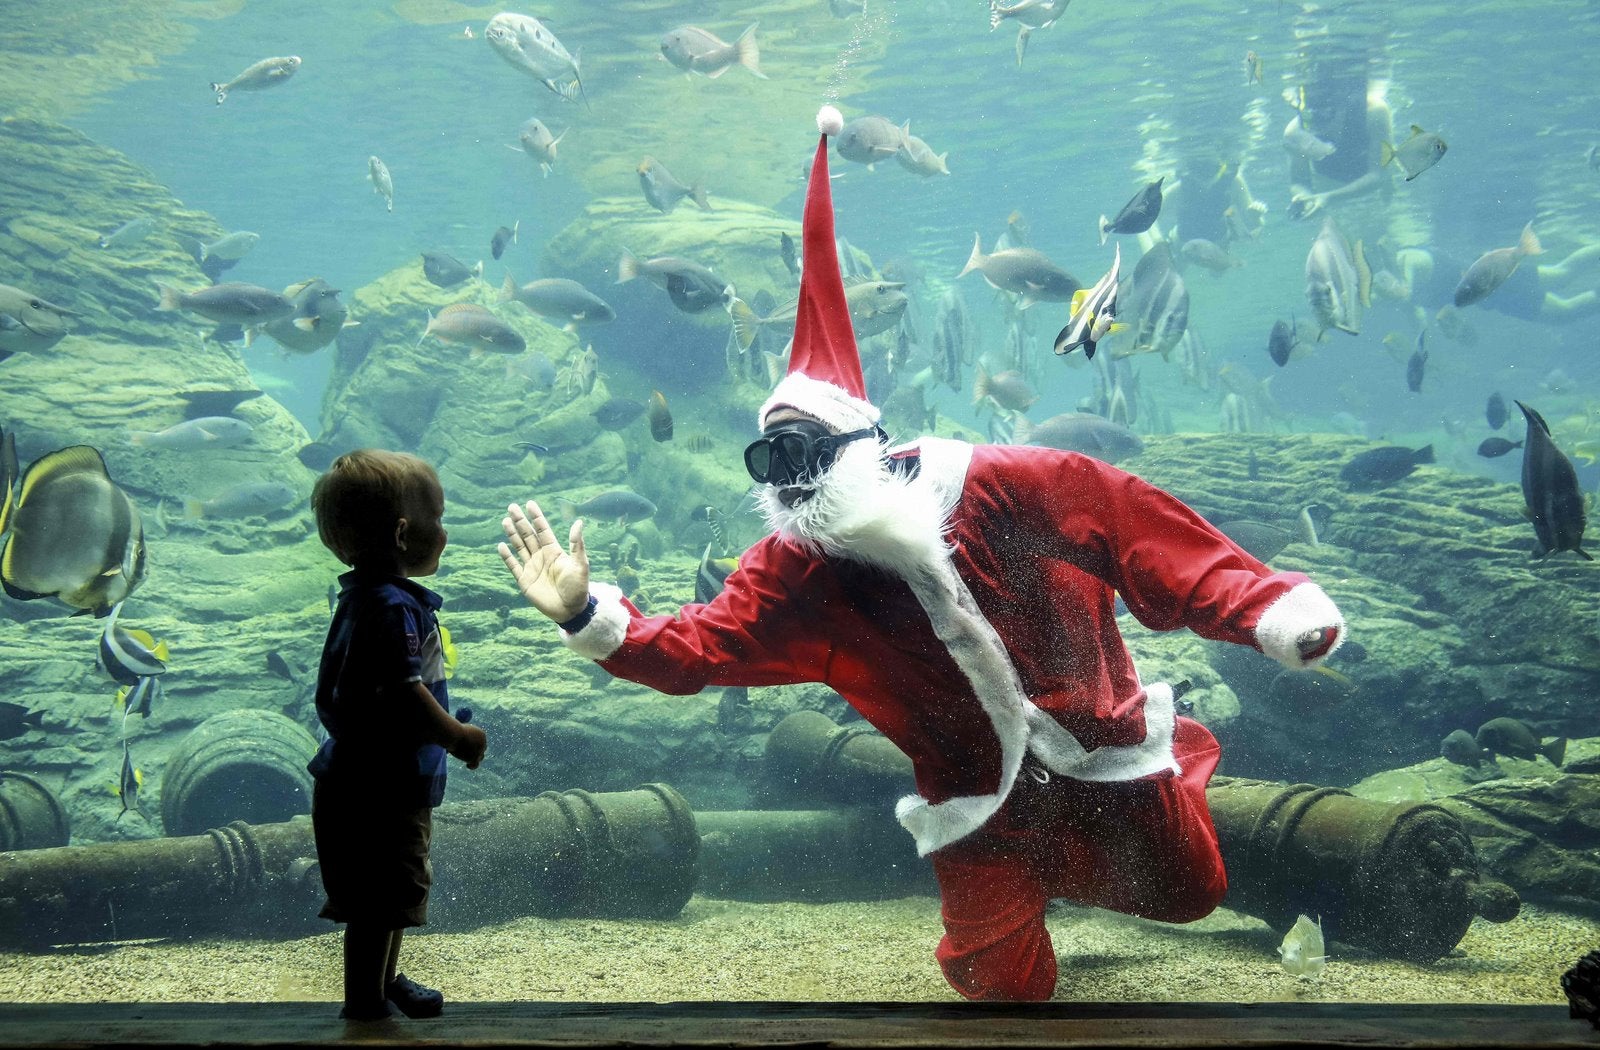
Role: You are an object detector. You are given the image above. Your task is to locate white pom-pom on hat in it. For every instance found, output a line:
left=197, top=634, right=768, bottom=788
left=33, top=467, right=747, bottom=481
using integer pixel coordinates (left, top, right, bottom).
left=817, top=105, right=844, bottom=137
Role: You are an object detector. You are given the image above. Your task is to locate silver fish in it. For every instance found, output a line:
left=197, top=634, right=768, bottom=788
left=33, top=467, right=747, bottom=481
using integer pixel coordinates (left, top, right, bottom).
left=616, top=250, right=732, bottom=314
left=659, top=24, right=764, bottom=80
left=155, top=281, right=294, bottom=329
left=98, top=216, right=157, bottom=249
left=729, top=281, right=908, bottom=351
left=1282, top=122, right=1337, bottom=163
left=1381, top=125, right=1447, bottom=181
left=499, top=275, right=615, bottom=330
left=128, top=416, right=252, bottom=451
left=1011, top=412, right=1144, bottom=464
left=484, top=12, right=585, bottom=105
left=367, top=156, right=393, bottom=212
left=0, top=283, right=73, bottom=355
left=1278, top=914, right=1328, bottom=979
left=1454, top=223, right=1542, bottom=308
left=989, top=0, right=1070, bottom=67
left=198, top=230, right=260, bottom=263
left=260, top=277, right=351, bottom=354
left=836, top=116, right=906, bottom=168
left=638, top=157, right=709, bottom=214
left=515, top=118, right=565, bottom=177
left=1304, top=219, right=1368, bottom=337
left=0, top=443, right=146, bottom=616
left=211, top=55, right=300, bottom=105
left=958, top=233, right=1080, bottom=309
left=182, top=481, right=298, bottom=520
left=896, top=129, right=950, bottom=176
left=1119, top=242, right=1188, bottom=359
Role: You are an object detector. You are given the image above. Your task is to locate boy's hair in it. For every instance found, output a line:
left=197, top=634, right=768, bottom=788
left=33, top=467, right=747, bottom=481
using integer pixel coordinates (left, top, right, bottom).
left=311, top=450, right=441, bottom=566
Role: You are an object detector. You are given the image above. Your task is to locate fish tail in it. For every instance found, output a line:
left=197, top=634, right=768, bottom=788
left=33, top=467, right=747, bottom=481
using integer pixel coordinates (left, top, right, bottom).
left=183, top=499, right=205, bottom=520
left=957, top=232, right=985, bottom=279
left=692, top=183, right=711, bottom=211
left=728, top=298, right=759, bottom=351
left=616, top=249, right=639, bottom=284
left=1414, top=444, right=1436, bottom=465
left=418, top=312, right=432, bottom=348
left=1379, top=140, right=1395, bottom=168
left=1518, top=222, right=1543, bottom=258
left=1098, top=217, right=1110, bottom=247
left=211, top=83, right=227, bottom=105
left=511, top=219, right=519, bottom=244
left=736, top=23, right=766, bottom=79
left=972, top=361, right=991, bottom=406
left=155, top=282, right=183, bottom=311
left=500, top=273, right=517, bottom=302
left=1544, top=737, right=1568, bottom=766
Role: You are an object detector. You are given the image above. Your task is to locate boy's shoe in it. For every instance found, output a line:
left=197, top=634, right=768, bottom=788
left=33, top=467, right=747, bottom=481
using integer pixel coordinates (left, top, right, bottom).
left=338, top=1000, right=398, bottom=1022
left=386, top=973, right=444, bottom=1019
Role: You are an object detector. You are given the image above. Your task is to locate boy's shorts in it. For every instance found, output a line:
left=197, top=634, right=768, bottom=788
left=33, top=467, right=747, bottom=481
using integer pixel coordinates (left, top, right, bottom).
left=312, top=780, right=433, bottom=929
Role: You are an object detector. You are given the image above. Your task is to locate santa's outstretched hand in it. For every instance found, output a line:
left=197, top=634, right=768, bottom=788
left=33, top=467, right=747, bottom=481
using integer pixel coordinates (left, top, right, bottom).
left=499, top=500, right=591, bottom=622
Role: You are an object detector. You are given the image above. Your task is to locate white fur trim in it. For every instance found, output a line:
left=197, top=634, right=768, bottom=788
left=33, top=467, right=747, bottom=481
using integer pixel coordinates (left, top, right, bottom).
left=560, top=582, right=630, bottom=660
left=817, top=105, right=844, bottom=137
left=1255, top=581, right=1346, bottom=669
left=758, top=371, right=880, bottom=432
left=1026, top=681, right=1181, bottom=781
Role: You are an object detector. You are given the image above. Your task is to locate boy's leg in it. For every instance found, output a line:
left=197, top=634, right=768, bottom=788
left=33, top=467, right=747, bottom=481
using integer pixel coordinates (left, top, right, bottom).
left=385, top=930, right=403, bottom=985
left=342, top=922, right=395, bottom=1019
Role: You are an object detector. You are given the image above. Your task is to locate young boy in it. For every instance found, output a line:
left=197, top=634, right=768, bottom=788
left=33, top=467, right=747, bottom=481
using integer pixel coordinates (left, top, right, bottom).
left=308, top=449, right=487, bottom=1022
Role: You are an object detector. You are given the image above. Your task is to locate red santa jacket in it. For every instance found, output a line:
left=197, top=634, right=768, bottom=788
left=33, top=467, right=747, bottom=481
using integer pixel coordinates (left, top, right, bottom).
left=562, top=438, right=1345, bottom=856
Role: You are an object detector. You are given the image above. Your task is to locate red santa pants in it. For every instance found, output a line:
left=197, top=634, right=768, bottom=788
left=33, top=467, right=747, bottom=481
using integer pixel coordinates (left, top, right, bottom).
left=929, top=717, right=1227, bottom=1002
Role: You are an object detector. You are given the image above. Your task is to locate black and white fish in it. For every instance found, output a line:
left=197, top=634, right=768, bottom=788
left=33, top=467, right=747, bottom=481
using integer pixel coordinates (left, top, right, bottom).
left=116, top=739, right=144, bottom=819
left=1516, top=401, right=1590, bottom=560
left=1053, top=243, right=1124, bottom=359
left=98, top=602, right=171, bottom=685
left=117, top=676, right=164, bottom=723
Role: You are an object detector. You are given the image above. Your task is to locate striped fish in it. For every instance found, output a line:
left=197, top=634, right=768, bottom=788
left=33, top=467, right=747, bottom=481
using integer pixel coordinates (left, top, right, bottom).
left=1053, top=243, right=1124, bottom=359
left=1304, top=218, right=1369, bottom=337
left=99, top=602, right=171, bottom=685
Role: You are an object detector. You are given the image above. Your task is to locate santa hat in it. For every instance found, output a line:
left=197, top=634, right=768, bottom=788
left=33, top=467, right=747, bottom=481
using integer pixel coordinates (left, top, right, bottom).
left=757, top=106, right=882, bottom=434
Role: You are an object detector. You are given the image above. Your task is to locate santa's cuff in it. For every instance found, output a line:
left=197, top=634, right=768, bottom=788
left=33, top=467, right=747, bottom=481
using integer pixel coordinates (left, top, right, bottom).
left=558, top=582, right=630, bottom=660
left=1255, top=582, right=1346, bottom=669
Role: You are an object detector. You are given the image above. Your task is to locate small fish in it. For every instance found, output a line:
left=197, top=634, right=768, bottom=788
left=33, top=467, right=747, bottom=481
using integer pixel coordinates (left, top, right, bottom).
left=512, top=441, right=550, bottom=454
left=421, top=252, right=482, bottom=289
left=420, top=303, right=526, bottom=354
left=1054, top=243, right=1124, bottom=359
left=1266, top=318, right=1298, bottom=367
left=367, top=156, right=393, bottom=212
left=989, top=0, right=1069, bottom=67
left=1476, top=717, right=1566, bottom=766
left=514, top=118, right=565, bottom=177
left=1098, top=178, right=1164, bottom=246
left=1339, top=444, right=1433, bottom=491
left=1477, top=437, right=1523, bottom=459
left=0, top=702, right=44, bottom=741
left=211, top=55, right=300, bottom=105
left=505, top=352, right=557, bottom=391
left=1455, top=223, right=1543, bottom=308
left=1486, top=392, right=1508, bottom=430
left=1441, top=729, right=1491, bottom=768
left=616, top=250, right=733, bottom=314
left=593, top=397, right=646, bottom=430
left=972, top=363, right=1038, bottom=412
left=779, top=232, right=799, bottom=276
left=647, top=391, right=673, bottom=442
left=560, top=490, right=657, bottom=524
left=1381, top=125, right=1448, bottom=182
left=116, top=676, right=163, bottom=722
left=638, top=157, right=710, bottom=214
left=1282, top=123, right=1337, bottom=164
left=98, top=602, right=171, bottom=685
left=659, top=24, right=765, bottom=80
left=128, top=416, right=252, bottom=451
left=499, top=275, right=615, bottom=330
left=1516, top=401, right=1591, bottom=560
left=695, top=542, right=738, bottom=603
left=116, top=739, right=144, bottom=819
left=690, top=505, right=727, bottom=547
left=1278, top=914, right=1328, bottom=979
left=491, top=221, right=519, bottom=261
left=484, top=12, right=586, bottom=105
left=1179, top=238, right=1242, bottom=273
left=1406, top=342, right=1428, bottom=394
left=197, top=231, right=260, bottom=264
left=264, top=650, right=302, bottom=683
left=683, top=434, right=715, bottom=454
left=1243, top=50, right=1262, bottom=85
left=98, top=216, right=157, bottom=249
left=182, top=481, right=298, bottom=520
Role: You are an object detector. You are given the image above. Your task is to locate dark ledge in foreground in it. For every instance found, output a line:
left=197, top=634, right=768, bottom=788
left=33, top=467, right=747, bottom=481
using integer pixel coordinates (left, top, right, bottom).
left=0, top=1000, right=1594, bottom=1048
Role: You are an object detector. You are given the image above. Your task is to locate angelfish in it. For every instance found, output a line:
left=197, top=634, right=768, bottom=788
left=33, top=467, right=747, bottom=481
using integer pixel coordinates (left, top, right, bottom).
left=1278, top=914, right=1328, bottom=979
left=1304, top=218, right=1369, bottom=337
left=1053, top=243, right=1124, bottom=359
left=1516, top=401, right=1591, bottom=560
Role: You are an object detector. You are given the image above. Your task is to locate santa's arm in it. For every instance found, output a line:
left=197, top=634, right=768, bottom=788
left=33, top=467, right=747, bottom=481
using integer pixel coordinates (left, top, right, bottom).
left=1022, top=452, right=1346, bottom=669
left=561, top=542, right=834, bottom=693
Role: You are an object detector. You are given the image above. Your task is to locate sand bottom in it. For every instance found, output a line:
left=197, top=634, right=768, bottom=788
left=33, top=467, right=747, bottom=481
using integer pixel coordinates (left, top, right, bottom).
left=0, top=897, right=1594, bottom=1006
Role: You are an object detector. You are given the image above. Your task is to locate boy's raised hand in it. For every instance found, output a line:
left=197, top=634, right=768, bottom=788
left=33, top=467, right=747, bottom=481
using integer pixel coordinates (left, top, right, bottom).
left=498, top=500, right=591, bottom=622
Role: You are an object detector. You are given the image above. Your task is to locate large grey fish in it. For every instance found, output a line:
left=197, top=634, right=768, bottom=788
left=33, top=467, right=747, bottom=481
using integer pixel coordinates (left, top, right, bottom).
left=1178, top=238, right=1241, bottom=273
left=183, top=481, right=297, bottom=519
left=0, top=442, right=146, bottom=616
left=260, top=277, right=351, bottom=354
left=989, top=0, right=1071, bottom=67
left=484, top=12, right=585, bottom=105
left=1120, top=242, right=1188, bottom=359
left=515, top=118, right=565, bottom=177
left=1011, top=412, right=1144, bottom=464
left=729, top=280, right=908, bottom=351
left=1304, top=218, right=1369, bottom=337
left=155, top=281, right=294, bottom=329
left=958, top=233, right=1080, bottom=309
left=197, top=231, right=260, bottom=263
left=0, top=283, right=73, bottom=356
left=367, top=156, right=393, bottom=212
left=1381, top=125, right=1447, bottom=182
left=420, top=303, right=526, bottom=354
left=1339, top=444, right=1433, bottom=491
left=1516, top=401, right=1590, bottom=560
left=1053, top=244, right=1122, bottom=359
left=1440, top=729, right=1491, bottom=768
left=836, top=116, right=906, bottom=168
left=1099, top=177, right=1164, bottom=246
left=1454, top=223, right=1543, bottom=308
left=638, top=157, right=709, bottom=214
left=562, top=489, right=657, bottom=523
left=98, top=216, right=157, bottom=249
left=659, top=24, right=765, bottom=79
left=616, top=250, right=732, bottom=314
left=1476, top=717, right=1566, bottom=765
left=211, top=56, right=300, bottom=105
left=499, top=275, right=614, bottom=330
left=129, top=416, right=252, bottom=451
left=421, top=252, right=482, bottom=288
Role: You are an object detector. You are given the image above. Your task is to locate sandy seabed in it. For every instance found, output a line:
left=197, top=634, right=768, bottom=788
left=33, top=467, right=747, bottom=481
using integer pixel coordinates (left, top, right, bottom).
left=0, top=897, right=1594, bottom=1006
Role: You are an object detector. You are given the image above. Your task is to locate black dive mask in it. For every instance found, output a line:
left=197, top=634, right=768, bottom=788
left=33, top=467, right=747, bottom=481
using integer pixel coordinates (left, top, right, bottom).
left=744, top=421, right=885, bottom=486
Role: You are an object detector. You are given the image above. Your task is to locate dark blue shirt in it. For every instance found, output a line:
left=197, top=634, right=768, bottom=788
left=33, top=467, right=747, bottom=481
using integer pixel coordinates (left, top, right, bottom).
left=308, top=570, right=449, bottom=808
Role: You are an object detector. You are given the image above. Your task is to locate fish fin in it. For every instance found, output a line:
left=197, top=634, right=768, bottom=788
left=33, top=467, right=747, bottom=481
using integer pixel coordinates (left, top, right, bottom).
left=17, top=446, right=108, bottom=509
left=184, top=499, right=205, bottom=520
left=1379, top=141, right=1395, bottom=168
left=418, top=312, right=432, bottom=348
left=0, top=429, right=14, bottom=535
left=155, top=282, right=183, bottom=311
left=616, top=249, right=639, bottom=284
left=154, top=640, right=170, bottom=663
left=728, top=298, right=758, bottom=351
left=1545, top=737, right=1568, bottom=766
left=1098, top=217, right=1109, bottom=247
left=957, top=232, right=985, bottom=279
left=1069, top=288, right=1088, bottom=316
left=292, top=317, right=318, bottom=332
left=1519, top=222, right=1543, bottom=257
left=500, top=272, right=518, bottom=303
left=0, top=553, right=53, bottom=600
left=735, top=23, right=765, bottom=78
left=692, top=183, right=711, bottom=211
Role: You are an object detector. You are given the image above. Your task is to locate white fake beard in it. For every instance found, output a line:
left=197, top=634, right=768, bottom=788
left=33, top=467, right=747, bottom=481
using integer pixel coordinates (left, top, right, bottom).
left=757, top=437, right=952, bottom=580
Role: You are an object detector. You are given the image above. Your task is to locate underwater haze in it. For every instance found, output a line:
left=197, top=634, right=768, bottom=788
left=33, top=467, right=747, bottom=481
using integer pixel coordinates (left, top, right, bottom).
left=1, top=0, right=1599, bottom=1013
